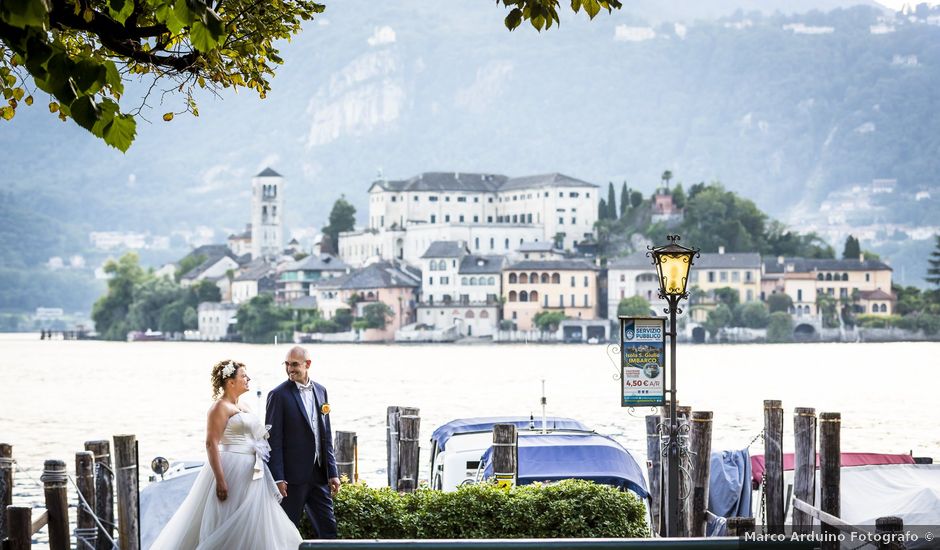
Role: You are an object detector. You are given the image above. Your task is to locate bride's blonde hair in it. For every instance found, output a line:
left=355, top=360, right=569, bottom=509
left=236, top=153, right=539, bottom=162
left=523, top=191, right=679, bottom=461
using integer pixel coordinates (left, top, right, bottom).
left=210, top=359, right=246, bottom=400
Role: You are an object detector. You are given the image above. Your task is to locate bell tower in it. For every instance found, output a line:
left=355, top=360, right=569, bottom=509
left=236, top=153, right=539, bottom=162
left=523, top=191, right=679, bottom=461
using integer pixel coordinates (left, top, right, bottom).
left=251, top=167, right=284, bottom=260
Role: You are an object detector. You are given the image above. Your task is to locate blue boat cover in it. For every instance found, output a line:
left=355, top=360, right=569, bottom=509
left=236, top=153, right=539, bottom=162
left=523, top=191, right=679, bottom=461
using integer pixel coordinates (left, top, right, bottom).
left=708, top=449, right=752, bottom=521
left=430, top=416, right=590, bottom=451
left=480, top=433, right=649, bottom=499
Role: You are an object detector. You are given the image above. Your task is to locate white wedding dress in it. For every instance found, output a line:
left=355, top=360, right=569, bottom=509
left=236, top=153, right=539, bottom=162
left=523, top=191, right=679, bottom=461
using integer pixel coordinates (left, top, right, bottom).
left=150, top=411, right=302, bottom=550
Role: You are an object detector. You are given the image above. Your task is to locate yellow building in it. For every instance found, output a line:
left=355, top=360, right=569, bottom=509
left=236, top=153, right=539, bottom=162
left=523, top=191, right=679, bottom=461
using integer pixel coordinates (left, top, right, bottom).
left=686, top=250, right=762, bottom=322
left=502, top=260, right=598, bottom=331
left=762, top=256, right=895, bottom=316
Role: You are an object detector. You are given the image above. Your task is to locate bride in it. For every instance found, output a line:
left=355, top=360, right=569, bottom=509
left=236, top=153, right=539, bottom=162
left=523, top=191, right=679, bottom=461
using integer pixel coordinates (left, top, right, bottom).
left=150, top=360, right=302, bottom=549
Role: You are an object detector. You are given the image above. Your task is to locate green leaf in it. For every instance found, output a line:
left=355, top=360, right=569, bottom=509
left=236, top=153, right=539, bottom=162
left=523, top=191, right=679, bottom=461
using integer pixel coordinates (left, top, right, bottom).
left=102, top=114, right=136, bottom=152
left=172, top=0, right=196, bottom=26
left=107, top=0, right=134, bottom=24
left=505, top=7, right=523, bottom=30
left=162, top=112, right=173, bottom=121
left=103, top=61, right=123, bottom=95
left=584, top=0, right=600, bottom=18
left=0, top=0, right=51, bottom=29
left=0, top=106, right=14, bottom=121
left=73, top=59, right=107, bottom=94
left=69, top=95, right=101, bottom=131
left=570, top=0, right=582, bottom=12
left=190, top=20, right=219, bottom=51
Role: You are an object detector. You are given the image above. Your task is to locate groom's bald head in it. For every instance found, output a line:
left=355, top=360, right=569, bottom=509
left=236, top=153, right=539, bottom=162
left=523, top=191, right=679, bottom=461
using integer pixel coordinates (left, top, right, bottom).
left=284, top=346, right=311, bottom=384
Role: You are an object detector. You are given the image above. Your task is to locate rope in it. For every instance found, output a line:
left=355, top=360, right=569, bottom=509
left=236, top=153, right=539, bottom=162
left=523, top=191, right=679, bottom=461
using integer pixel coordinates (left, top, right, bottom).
left=0, top=457, right=15, bottom=466
left=67, top=473, right=118, bottom=550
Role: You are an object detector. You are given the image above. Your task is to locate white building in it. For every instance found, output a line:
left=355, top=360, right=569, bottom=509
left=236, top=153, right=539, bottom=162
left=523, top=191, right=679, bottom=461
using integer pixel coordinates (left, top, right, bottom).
left=415, top=241, right=503, bottom=337
left=198, top=302, right=238, bottom=341
left=339, top=172, right=598, bottom=267
left=251, top=168, right=284, bottom=260
left=231, top=259, right=277, bottom=305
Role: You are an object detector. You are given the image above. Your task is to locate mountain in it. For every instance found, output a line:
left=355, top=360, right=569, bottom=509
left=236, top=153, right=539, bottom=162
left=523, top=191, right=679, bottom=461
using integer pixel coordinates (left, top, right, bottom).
left=1, top=1, right=940, bottom=311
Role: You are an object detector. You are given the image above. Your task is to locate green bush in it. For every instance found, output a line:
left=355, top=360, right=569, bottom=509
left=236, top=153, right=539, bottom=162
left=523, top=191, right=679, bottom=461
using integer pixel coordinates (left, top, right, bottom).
left=855, top=314, right=901, bottom=329
left=766, top=311, right=794, bottom=343
left=332, top=479, right=649, bottom=539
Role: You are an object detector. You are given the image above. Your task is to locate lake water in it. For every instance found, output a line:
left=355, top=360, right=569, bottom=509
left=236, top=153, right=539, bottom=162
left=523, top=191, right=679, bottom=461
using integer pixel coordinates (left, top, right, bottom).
left=1, top=335, right=938, bottom=544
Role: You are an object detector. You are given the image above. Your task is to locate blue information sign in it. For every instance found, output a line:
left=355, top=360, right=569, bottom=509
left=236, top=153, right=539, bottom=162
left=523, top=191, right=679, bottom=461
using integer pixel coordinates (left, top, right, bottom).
left=619, top=316, right=666, bottom=407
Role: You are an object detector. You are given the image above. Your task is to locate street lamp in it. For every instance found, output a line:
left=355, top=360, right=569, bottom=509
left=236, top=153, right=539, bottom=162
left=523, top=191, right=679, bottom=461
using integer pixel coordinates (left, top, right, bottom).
left=648, top=234, right=698, bottom=537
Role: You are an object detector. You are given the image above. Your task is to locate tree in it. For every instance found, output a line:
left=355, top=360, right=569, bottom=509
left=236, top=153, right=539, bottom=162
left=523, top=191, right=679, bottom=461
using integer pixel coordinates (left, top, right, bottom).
left=189, top=279, right=221, bottom=304
left=174, top=253, right=206, bottom=283
left=630, top=191, right=643, bottom=209
left=322, top=196, right=356, bottom=248
left=661, top=170, right=673, bottom=190
left=842, top=235, right=861, bottom=259
left=816, top=293, right=839, bottom=328
left=735, top=302, right=770, bottom=328
left=607, top=182, right=617, bottom=220
left=0, top=1, right=619, bottom=149
left=929, top=235, right=940, bottom=287
left=671, top=184, right=686, bottom=209
left=617, top=296, right=652, bottom=317
left=702, top=304, right=733, bottom=339
left=598, top=198, right=608, bottom=221
left=766, top=292, right=793, bottom=314
left=236, top=294, right=291, bottom=343
left=533, top=310, right=565, bottom=332
left=360, top=302, right=393, bottom=329
left=92, top=253, right=146, bottom=340
left=766, top=312, right=794, bottom=343
left=619, top=182, right=628, bottom=218
left=0, top=0, right=325, bottom=150
left=712, top=287, right=740, bottom=308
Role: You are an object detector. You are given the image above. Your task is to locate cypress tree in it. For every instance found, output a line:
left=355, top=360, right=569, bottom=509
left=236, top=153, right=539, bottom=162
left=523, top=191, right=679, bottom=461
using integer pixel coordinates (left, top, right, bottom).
left=607, top=182, right=617, bottom=220
left=927, top=235, right=940, bottom=286
left=619, top=182, right=628, bottom=218
left=598, top=198, right=608, bottom=220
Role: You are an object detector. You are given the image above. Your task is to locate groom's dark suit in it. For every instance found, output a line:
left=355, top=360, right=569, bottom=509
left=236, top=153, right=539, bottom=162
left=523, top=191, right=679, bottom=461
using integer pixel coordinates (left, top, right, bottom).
left=266, top=378, right=338, bottom=538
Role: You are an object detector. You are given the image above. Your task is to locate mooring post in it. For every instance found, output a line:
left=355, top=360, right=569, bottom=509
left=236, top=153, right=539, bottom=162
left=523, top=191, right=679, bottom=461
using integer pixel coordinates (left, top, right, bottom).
left=763, top=399, right=785, bottom=534
left=491, top=424, right=518, bottom=488
left=819, top=412, right=841, bottom=550
left=645, top=415, right=662, bottom=534
left=4, top=505, right=31, bottom=550
left=689, top=411, right=713, bottom=537
left=386, top=406, right=401, bottom=489
left=875, top=516, right=904, bottom=550
left=85, top=439, right=114, bottom=550
left=76, top=450, right=98, bottom=549
left=793, top=407, right=817, bottom=534
left=41, top=459, right=69, bottom=550
left=113, top=434, right=139, bottom=550
left=334, top=431, right=357, bottom=483
left=0, top=443, right=12, bottom=541
left=397, top=407, right=420, bottom=492
left=726, top=516, right=755, bottom=536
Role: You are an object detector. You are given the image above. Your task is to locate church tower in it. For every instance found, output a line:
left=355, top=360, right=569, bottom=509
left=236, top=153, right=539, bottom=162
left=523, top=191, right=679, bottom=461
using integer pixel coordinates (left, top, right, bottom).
left=251, top=167, right=284, bottom=260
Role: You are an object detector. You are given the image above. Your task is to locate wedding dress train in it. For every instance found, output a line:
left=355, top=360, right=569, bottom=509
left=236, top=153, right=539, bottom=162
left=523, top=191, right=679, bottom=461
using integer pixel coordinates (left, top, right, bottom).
left=149, top=411, right=302, bottom=550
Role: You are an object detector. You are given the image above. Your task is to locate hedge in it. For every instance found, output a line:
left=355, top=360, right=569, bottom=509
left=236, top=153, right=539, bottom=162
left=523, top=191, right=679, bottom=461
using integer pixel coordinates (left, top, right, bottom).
left=306, top=479, right=649, bottom=539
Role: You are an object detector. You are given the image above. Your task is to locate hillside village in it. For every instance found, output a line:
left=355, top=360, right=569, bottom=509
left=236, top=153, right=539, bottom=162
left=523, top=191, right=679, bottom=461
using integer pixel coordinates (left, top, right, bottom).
left=127, top=167, right=927, bottom=345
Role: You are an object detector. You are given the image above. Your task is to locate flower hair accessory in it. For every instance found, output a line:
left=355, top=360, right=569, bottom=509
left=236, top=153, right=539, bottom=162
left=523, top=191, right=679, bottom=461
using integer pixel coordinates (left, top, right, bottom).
left=320, top=403, right=330, bottom=415
left=221, top=361, right=236, bottom=378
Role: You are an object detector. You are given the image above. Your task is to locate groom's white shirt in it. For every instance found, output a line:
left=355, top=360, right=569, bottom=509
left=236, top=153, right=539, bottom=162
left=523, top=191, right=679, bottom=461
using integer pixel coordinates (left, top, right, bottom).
left=295, top=380, right=321, bottom=465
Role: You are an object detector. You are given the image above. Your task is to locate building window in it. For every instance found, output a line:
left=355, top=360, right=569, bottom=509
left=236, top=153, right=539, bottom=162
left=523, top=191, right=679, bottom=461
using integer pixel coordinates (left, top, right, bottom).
left=583, top=276, right=589, bottom=287
left=570, top=294, right=575, bottom=306
left=509, top=273, right=518, bottom=284
left=732, top=271, right=740, bottom=282
left=558, top=217, right=564, bottom=224
left=475, top=237, right=480, bottom=249
left=490, top=238, right=494, bottom=249
left=414, top=196, right=419, bottom=201
left=797, top=289, right=802, bottom=301
left=488, top=198, right=494, bottom=203
left=505, top=238, right=509, bottom=249
left=527, top=213, right=532, bottom=223
left=708, top=271, right=715, bottom=283
left=552, top=273, right=560, bottom=284
left=457, top=197, right=467, bottom=202
left=512, top=311, right=517, bottom=320
left=391, top=196, right=397, bottom=202
left=429, top=277, right=433, bottom=285
left=543, top=294, right=549, bottom=306
left=461, top=277, right=468, bottom=285
left=745, top=271, right=753, bottom=282
left=719, top=271, right=728, bottom=282
left=488, top=277, right=495, bottom=285
left=509, top=291, right=517, bottom=302
left=445, top=197, right=450, bottom=202
left=865, top=273, right=871, bottom=282
left=445, top=215, right=451, bottom=222
left=473, top=216, right=479, bottom=223
left=571, top=217, right=576, bottom=224
left=430, top=215, right=436, bottom=223
left=842, top=273, right=849, bottom=281
left=474, top=197, right=479, bottom=203
left=746, top=289, right=753, bottom=301
left=570, top=276, right=575, bottom=286
left=520, top=291, right=528, bottom=302
left=429, top=196, right=438, bottom=202
left=569, top=192, right=579, bottom=198
left=520, top=273, right=529, bottom=284
left=487, top=216, right=493, bottom=223
left=559, top=295, right=564, bottom=307
left=583, top=294, right=588, bottom=306
left=541, top=273, right=549, bottom=284
left=459, top=215, right=465, bottom=222
left=441, top=277, right=449, bottom=284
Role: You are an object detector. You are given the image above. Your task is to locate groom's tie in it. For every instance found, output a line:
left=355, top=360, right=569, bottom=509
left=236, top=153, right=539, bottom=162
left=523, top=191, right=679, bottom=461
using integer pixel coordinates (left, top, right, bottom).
left=298, top=383, right=321, bottom=466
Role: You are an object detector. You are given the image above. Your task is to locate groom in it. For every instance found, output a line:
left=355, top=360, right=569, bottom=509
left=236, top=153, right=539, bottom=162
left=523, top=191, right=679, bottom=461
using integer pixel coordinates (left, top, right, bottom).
left=266, top=345, right=341, bottom=538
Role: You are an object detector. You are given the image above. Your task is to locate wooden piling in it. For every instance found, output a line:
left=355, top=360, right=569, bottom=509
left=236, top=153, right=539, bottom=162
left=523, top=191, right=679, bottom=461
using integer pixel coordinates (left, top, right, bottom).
left=763, top=399, right=785, bottom=534
left=491, top=424, right=518, bottom=488
left=386, top=406, right=401, bottom=489
left=689, top=411, right=712, bottom=537
left=334, top=431, right=357, bottom=483
left=113, top=434, right=139, bottom=550
left=819, top=412, right=841, bottom=550
left=0, top=443, right=12, bottom=541
left=726, top=517, right=755, bottom=536
left=85, top=439, right=114, bottom=550
left=41, top=459, right=69, bottom=550
left=875, top=516, right=904, bottom=550
left=676, top=405, right=692, bottom=537
left=793, top=407, right=817, bottom=533
left=397, top=408, right=420, bottom=493
left=4, top=506, right=31, bottom=550
left=644, top=415, right=662, bottom=534
left=76, top=451, right=97, bottom=549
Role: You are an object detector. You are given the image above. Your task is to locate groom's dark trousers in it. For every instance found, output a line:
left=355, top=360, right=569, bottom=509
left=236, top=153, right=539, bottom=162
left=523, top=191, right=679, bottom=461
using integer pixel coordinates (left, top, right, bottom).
left=266, top=379, right=338, bottom=539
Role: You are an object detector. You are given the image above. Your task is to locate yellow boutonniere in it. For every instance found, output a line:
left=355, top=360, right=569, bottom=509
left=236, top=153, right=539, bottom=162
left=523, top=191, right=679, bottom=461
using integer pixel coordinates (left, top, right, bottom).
left=321, top=403, right=331, bottom=415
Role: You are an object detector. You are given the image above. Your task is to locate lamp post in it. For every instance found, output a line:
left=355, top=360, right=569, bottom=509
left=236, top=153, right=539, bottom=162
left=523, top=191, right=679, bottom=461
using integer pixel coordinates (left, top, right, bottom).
left=648, top=234, right=699, bottom=537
